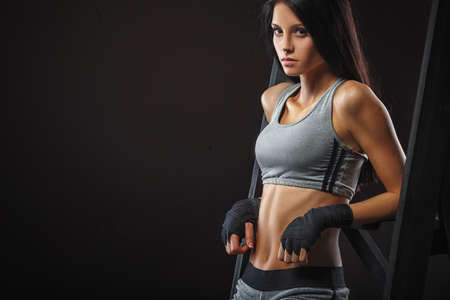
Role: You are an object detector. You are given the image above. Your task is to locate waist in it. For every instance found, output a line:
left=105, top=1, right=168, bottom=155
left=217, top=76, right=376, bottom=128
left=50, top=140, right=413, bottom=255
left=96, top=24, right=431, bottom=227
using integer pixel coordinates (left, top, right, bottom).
left=251, top=184, right=347, bottom=269
left=241, top=261, right=347, bottom=291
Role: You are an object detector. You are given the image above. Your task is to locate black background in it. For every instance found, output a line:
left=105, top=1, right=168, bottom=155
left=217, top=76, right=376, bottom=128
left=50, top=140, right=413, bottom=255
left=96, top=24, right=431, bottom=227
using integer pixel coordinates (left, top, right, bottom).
left=6, top=0, right=450, bottom=299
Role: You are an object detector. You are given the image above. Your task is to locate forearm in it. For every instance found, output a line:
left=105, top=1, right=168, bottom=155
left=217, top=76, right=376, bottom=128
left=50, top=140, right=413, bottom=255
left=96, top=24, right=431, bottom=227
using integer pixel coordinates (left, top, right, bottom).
left=349, top=191, right=400, bottom=228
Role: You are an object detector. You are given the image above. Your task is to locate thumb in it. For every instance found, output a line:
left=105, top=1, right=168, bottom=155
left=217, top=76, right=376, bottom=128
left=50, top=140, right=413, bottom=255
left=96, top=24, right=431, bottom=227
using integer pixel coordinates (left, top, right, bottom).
left=245, top=222, right=255, bottom=249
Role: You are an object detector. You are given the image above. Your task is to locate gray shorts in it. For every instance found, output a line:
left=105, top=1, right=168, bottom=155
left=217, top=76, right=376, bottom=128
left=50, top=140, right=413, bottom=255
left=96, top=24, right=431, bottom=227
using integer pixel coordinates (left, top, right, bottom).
left=232, top=262, right=350, bottom=300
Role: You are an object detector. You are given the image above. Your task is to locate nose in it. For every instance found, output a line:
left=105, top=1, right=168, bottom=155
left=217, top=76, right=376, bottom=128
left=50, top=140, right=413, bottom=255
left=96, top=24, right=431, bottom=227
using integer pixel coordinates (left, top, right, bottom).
left=280, top=35, right=293, bottom=54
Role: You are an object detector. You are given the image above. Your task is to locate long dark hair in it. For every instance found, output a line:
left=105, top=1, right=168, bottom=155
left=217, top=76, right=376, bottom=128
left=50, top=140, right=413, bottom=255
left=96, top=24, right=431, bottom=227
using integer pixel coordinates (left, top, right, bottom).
left=258, top=0, right=380, bottom=190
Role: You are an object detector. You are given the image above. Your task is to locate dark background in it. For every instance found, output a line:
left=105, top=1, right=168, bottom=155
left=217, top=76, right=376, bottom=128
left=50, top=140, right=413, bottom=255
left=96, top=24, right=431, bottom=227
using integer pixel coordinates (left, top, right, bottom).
left=6, top=0, right=449, bottom=299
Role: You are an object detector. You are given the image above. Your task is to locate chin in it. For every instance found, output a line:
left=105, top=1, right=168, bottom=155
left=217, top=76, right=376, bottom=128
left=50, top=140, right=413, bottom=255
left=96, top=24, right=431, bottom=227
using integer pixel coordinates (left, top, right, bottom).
left=283, top=68, right=300, bottom=77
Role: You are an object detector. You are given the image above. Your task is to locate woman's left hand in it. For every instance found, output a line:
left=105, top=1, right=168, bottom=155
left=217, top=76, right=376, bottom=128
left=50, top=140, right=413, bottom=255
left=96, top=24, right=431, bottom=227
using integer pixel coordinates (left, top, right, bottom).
left=276, top=204, right=354, bottom=264
left=276, top=208, right=322, bottom=264
left=277, top=242, right=309, bottom=264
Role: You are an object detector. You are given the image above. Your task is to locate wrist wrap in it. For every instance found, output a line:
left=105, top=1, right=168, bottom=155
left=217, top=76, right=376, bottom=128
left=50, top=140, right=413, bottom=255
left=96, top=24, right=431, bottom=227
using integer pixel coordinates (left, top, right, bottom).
left=280, top=204, right=353, bottom=255
left=221, top=197, right=260, bottom=245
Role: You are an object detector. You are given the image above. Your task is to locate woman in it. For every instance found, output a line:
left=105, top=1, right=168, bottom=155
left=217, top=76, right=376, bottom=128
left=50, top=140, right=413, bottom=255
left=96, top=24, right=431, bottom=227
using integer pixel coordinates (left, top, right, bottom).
left=221, top=0, right=406, bottom=299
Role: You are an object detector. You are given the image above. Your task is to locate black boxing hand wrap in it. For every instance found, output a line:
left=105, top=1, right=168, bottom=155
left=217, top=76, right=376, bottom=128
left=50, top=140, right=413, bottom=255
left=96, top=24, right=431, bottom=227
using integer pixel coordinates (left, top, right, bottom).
left=221, top=197, right=260, bottom=245
left=280, top=204, right=353, bottom=255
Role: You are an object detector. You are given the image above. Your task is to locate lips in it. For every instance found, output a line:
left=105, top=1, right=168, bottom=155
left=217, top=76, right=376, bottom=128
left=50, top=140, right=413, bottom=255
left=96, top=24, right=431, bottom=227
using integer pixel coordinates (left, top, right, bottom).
left=281, top=58, right=297, bottom=67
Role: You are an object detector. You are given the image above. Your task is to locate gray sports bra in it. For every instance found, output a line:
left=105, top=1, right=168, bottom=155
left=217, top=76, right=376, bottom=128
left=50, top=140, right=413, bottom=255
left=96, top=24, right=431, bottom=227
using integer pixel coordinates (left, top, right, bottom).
left=254, top=77, right=368, bottom=199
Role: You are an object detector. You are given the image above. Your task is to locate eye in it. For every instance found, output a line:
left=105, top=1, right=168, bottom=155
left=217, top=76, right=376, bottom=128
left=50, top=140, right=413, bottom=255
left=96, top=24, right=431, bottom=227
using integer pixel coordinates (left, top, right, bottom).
left=272, top=28, right=282, bottom=35
left=296, top=28, right=306, bottom=35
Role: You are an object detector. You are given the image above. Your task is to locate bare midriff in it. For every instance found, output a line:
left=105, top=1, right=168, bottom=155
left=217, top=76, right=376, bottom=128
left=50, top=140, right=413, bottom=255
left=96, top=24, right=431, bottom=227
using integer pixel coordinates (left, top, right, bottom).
left=249, top=183, right=350, bottom=270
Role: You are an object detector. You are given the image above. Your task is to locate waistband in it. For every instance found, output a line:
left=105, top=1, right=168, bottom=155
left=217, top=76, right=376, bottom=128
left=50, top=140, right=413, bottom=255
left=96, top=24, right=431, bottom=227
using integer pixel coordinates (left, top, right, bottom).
left=241, top=262, right=347, bottom=291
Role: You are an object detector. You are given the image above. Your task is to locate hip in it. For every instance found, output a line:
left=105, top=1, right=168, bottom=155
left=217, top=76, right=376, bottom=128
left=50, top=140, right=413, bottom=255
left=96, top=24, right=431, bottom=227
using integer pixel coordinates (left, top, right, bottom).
left=232, top=262, right=350, bottom=300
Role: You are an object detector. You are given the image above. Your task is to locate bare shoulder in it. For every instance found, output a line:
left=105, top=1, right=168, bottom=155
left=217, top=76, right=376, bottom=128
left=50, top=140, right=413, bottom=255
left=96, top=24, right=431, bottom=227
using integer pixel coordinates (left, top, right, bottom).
left=335, top=79, right=405, bottom=159
left=260, top=82, right=296, bottom=122
left=335, top=80, right=405, bottom=195
left=334, top=79, right=387, bottom=118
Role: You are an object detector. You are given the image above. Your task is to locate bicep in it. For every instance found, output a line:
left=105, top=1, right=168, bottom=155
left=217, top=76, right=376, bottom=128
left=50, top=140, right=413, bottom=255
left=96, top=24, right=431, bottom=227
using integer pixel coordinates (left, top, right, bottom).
left=347, top=87, right=406, bottom=194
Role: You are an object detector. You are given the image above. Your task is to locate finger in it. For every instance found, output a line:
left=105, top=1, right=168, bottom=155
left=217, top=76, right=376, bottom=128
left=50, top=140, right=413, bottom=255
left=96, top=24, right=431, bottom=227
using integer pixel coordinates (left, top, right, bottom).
left=230, top=234, right=249, bottom=254
left=225, top=241, right=231, bottom=254
left=299, top=248, right=309, bottom=264
left=284, top=238, right=293, bottom=255
left=284, top=249, right=292, bottom=263
left=278, top=242, right=284, bottom=261
left=230, top=234, right=241, bottom=253
left=245, top=222, right=255, bottom=249
left=292, top=239, right=302, bottom=257
left=291, top=250, right=299, bottom=263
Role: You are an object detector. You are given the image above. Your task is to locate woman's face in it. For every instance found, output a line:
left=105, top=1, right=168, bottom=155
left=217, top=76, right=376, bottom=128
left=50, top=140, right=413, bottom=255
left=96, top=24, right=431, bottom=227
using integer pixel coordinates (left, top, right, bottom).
left=271, top=2, right=326, bottom=76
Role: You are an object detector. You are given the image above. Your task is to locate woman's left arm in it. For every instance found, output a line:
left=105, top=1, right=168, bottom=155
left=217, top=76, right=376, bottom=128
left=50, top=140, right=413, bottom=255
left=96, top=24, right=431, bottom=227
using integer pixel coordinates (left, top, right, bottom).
left=278, top=83, right=407, bottom=264
left=342, top=83, right=406, bottom=228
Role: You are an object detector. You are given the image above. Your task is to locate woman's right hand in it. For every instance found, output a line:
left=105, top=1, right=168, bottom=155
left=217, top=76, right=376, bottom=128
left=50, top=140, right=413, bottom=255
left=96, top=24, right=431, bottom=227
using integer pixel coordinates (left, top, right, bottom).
left=221, top=198, right=260, bottom=254
left=225, top=221, right=255, bottom=255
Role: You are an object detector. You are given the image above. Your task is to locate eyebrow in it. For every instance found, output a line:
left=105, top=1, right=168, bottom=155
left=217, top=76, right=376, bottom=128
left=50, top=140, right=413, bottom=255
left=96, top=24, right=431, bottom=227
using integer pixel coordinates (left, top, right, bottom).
left=271, top=22, right=304, bottom=28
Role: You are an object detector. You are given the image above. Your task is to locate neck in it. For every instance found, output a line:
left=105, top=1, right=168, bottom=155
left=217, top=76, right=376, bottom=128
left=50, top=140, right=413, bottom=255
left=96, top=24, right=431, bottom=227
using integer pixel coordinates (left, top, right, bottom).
left=297, top=63, right=339, bottom=106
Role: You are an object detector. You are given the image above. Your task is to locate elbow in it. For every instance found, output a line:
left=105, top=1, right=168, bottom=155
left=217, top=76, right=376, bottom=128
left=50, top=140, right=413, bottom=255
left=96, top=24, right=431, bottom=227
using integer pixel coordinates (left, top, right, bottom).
left=389, top=191, right=401, bottom=220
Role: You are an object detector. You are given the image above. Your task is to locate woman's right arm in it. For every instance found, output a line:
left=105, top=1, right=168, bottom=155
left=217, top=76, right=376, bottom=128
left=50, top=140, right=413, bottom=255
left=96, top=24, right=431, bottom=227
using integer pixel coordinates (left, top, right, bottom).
left=223, top=82, right=293, bottom=255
